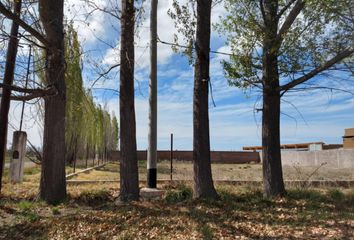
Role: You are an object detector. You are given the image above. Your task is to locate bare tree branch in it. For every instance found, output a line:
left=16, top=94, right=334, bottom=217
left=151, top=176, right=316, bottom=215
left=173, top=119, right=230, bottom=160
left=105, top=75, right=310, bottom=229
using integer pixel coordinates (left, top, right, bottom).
left=27, top=139, right=42, bottom=164
left=0, top=83, right=57, bottom=101
left=83, top=0, right=121, bottom=20
left=277, top=0, right=297, bottom=19
left=276, top=0, right=305, bottom=45
left=10, top=89, right=56, bottom=101
left=259, top=0, right=266, bottom=21
left=279, top=47, right=354, bottom=92
left=0, top=1, right=48, bottom=46
left=89, top=63, right=120, bottom=89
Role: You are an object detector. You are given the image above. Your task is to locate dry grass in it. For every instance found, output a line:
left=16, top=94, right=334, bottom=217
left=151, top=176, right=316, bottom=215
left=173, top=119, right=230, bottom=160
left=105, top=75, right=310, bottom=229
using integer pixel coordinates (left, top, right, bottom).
left=69, top=161, right=354, bottom=182
left=1, top=161, right=353, bottom=239
left=0, top=179, right=353, bottom=239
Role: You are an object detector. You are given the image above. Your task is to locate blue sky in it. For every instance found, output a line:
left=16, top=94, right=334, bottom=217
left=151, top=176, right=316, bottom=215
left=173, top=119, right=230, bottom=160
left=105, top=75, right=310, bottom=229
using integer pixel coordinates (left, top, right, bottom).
left=5, top=0, right=354, bottom=150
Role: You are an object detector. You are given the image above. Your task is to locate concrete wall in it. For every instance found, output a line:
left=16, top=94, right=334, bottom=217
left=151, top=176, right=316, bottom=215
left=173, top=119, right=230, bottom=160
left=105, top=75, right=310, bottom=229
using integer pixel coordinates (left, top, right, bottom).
left=280, top=149, right=354, bottom=168
left=9, top=131, right=27, bottom=183
left=108, top=150, right=261, bottom=164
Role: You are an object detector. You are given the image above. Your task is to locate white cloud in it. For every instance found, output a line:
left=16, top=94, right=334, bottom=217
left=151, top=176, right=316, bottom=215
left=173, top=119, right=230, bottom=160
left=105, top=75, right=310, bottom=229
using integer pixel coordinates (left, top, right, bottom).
left=64, top=0, right=109, bottom=44
left=4, top=0, right=354, bottom=154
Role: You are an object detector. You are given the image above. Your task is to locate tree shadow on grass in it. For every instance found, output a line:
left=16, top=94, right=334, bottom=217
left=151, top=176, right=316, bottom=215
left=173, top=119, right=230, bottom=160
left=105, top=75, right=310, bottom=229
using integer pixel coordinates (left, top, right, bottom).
left=0, top=222, right=48, bottom=240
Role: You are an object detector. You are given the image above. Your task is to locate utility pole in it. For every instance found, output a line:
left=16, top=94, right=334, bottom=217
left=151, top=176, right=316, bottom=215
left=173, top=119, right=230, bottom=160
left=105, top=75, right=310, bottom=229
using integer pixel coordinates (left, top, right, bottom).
left=19, top=45, right=32, bottom=131
left=147, top=0, right=158, bottom=188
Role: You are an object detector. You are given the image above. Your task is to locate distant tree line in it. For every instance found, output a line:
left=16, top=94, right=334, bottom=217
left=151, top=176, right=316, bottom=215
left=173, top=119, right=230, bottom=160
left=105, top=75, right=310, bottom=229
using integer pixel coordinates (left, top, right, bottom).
left=34, top=23, right=119, bottom=166
left=62, top=23, right=119, bottom=165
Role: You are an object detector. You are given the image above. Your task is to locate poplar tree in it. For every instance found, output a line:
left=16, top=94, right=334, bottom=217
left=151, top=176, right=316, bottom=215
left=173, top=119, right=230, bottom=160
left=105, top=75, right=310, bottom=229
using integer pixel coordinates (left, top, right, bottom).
left=218, top=0, right=354, bottom=197
left=169, top=0, right=218, bottom=199
left=119, top=0, right=139, bottom=201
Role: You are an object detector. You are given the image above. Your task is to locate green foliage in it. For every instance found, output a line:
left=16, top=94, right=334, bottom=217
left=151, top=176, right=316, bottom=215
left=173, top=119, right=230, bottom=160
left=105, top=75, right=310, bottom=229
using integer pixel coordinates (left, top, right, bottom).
left=24, top=167, right=41, bottom=175
left=200, top=224, right=214, bottom=240
left=77, top=189, right=111, bottom=205
left=18, top=201, right=40, bottom=222
left=327, top=188, right=345, bottom=201
left=35, top=22, right=119, bottom=164
left=25, top=212, right=40, bottom=222
left=52, top=207, right=61, bottom=215
left=18, top=201, right=33, bottom=212
left=216, top=0, right=354, bottom=90
left=112, top=116, right=119, bottom=150
left=165, top=183, right=193, bottom=203
left=167, top=0, right=197, bottom=63
left=287, top=189, right=328, bottom=202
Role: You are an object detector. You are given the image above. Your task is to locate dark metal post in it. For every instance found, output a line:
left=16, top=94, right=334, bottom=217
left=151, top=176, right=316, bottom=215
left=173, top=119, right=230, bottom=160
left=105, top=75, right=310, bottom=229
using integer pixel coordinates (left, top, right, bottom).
left=19, top=45, right=32, bottom=131
left=170, top=133, right=173, bottom=181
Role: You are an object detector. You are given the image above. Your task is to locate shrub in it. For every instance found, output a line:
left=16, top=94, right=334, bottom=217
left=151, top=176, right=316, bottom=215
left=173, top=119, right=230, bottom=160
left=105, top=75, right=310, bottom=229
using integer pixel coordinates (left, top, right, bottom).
left=77, top=189, right=111, bottom=205
left=24, top=167, right=41, bottom=175
left=52, top=207, right=61, bottom=215
left=287, top=189, right=327, bottom=202
left=327, top=188, right=345, bottom=202
left=18, top=201, right=33, bottom=212
left=165, top=183, right=192, bottom=203
left=200, top=224, right=214, bottom=240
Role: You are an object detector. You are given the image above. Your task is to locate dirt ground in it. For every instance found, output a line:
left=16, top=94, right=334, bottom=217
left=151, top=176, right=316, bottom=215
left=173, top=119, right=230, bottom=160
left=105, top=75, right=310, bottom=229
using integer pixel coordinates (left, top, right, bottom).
left=1, top=162, right=353, bottom=239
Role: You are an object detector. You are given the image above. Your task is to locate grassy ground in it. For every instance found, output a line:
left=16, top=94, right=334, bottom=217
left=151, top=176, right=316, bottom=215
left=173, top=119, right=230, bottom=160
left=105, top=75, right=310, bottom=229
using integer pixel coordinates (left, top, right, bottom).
left=1, top=163, right=354, bottom=239
left=70, top=161, right=354, bottom=181
left=0, top=181, right=353, bottom=239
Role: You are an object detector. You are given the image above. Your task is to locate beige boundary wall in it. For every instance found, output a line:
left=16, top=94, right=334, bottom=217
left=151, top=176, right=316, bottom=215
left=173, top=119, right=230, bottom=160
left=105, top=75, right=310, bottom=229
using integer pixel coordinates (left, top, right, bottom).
left=278, top=149, right=354, bottom=168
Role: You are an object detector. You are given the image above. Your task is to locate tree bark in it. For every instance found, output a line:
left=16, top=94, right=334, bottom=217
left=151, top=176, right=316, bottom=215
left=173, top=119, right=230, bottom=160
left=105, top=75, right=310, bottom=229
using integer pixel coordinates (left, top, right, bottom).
left=262, top=89, right=286, bottom=197
left=119, top=0, right=139, bottom=201
left=0, top=0, right=22, bottom=194
left=262, top=0, right=286, bottom=198
left=39, top=0, right=67, bottom=204
left=192, top=0, right=218, bottom=199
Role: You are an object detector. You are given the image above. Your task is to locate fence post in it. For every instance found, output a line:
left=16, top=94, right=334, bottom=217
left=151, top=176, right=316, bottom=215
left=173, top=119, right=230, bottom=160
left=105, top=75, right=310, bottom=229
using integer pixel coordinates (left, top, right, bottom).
left=170, top=133, right=173, bottom=181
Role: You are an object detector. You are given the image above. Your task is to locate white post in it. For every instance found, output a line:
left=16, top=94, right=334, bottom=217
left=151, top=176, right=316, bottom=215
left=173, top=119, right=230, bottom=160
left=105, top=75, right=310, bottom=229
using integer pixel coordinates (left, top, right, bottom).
left=9, top=131, right=27, bottom=183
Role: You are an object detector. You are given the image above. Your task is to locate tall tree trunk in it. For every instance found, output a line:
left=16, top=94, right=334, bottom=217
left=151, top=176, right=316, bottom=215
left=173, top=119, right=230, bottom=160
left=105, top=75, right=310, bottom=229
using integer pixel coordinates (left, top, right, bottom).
left=262, top=0, right=286, bottom=197
left=192, top=0, right=218, bottom=199
left=262, top=89, right=285, bottom=197
left=39, top=0, right=67, bottom=204
left=0, top=0, right=22, bottom=193
left=119, top=0, right=139, bottom=201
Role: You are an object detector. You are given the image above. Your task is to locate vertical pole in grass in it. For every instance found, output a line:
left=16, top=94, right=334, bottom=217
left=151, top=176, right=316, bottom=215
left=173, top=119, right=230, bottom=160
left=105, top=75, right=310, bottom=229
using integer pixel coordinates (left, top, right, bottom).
left=147, top=0, right=158, bottom=189
left=170, top=133, right=173, bottom=181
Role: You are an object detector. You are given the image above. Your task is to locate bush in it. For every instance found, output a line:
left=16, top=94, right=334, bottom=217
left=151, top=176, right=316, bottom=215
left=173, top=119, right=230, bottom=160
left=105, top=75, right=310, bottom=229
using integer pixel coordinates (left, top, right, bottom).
left=165, top=183, right=193, bottom=204
left=52, top=207, right=61, bottom=215
left=77, top=189, right=111, bottom=205
left=327, top=188, right=345, bottom=202
left=287, top=189, right=327, bottom=202
left=200, top=224, right=214, bottom=240
left=18, top=201, right=33, bottom=212
left=18, top=201, right=40, bottom=222
left=24, top=167, right=41, bottom=175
